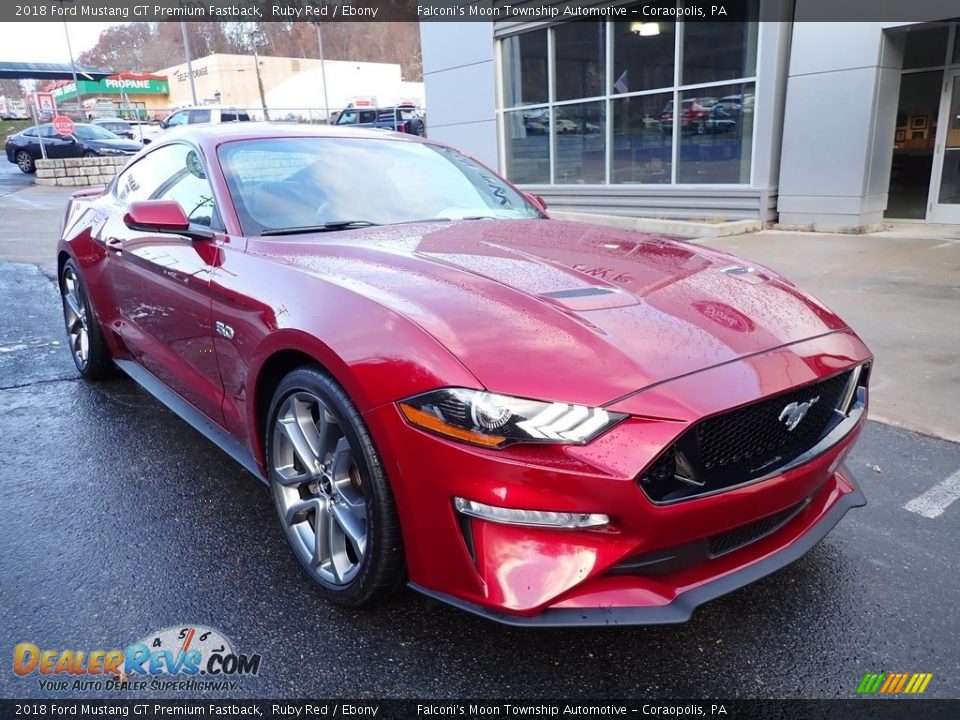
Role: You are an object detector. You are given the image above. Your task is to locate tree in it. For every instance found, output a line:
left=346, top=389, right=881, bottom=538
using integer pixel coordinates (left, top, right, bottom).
left=0, top=79, right=26, bottom=99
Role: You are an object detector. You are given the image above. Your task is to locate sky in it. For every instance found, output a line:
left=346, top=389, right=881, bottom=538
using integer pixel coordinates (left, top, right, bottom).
left=0, top=22, right=124, bottom=64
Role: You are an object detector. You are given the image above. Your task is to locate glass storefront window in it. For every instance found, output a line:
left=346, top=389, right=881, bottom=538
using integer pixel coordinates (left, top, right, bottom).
left=902, top=25, right=949, bottom=69
left=681, top=1, right=758, bottom=85
left=554, top=102, right=605, bottom=184
left=677, top=83, right=754, bottom=184
left=555, top=22, right=605, bottom=101
left=504, top=109, right=550, bottom=184
left=500, top=16, right=759, bottom=187
left=612, top=19, right=676, bottom=95
left=502, top=30, right=548, bottom=106
left=612, top=92, right=672, bottom=184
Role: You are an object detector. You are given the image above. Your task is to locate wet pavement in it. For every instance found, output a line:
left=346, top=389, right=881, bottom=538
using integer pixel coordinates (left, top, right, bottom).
left=1, top=260, right=959, bottom=700
left=0, top=158, right=32, bottom=198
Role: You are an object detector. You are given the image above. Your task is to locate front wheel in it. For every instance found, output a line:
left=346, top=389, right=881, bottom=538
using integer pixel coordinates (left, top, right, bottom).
left=266, top=367, right=405, bottom=606
left=15, top=150, right=34, bottom=173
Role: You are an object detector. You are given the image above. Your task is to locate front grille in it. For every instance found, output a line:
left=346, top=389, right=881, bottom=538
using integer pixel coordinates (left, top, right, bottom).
left=638, top=368, right=860, bottom=503
left=696, top=371, right=851, bottom=475
left=707, top=500, right=808, bottom=557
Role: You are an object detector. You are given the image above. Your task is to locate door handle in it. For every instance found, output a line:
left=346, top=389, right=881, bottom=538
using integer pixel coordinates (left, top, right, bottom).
left=104, top=237, right=124, bottom=252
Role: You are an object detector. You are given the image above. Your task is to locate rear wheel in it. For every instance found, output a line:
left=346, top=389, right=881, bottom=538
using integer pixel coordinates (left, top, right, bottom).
left=82, top=150, right=98, bottom=158
left=15, top=150, right=34, bottom=174
left=266, top=367, right=405, bottom=606
left=60, top=259, right=113, bottom=379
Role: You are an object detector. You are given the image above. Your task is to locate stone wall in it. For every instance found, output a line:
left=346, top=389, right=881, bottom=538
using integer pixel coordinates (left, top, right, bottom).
left=34, top=157, right=129, bottom=188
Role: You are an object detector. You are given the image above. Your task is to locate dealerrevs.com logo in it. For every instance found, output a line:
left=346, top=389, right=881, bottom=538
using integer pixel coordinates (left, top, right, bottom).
left=13, top=625, right=262, bottom=692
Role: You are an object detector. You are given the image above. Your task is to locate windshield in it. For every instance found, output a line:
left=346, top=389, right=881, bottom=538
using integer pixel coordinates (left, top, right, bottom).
left=218, top=137, right=543, bottom=235
left=73, top=124, right=121, bottom=140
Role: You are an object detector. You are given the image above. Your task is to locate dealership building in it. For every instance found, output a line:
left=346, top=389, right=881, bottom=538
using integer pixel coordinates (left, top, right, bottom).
left=421, top=5, right=960, bottom=230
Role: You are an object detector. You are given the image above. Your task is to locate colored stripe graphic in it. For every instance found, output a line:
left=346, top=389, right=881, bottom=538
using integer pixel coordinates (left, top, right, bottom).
left=857, top=672, right=933, bottom=694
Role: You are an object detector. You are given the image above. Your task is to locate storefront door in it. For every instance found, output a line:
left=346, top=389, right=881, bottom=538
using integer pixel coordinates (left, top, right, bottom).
left=928, top=70, right=960, bottom=223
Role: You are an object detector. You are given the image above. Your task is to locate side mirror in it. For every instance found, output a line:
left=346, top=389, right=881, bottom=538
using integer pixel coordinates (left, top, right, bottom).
left=123, top=200, right=212, bottom=240
left=159, top=120, right=169, bottom=129
left=525, top=192, right=547, bottom=211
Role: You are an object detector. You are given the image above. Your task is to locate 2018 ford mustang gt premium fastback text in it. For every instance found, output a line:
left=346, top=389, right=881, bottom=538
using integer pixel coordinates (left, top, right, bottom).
left=57, top=124, right=872, bottom=625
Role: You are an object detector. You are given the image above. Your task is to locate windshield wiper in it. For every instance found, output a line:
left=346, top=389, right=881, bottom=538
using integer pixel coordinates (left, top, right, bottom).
left=261, top=220, right=380, bottom=236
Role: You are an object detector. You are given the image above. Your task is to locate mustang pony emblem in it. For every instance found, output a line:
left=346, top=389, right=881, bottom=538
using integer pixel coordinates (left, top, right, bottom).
left=779, top=396, right=820, bottom=431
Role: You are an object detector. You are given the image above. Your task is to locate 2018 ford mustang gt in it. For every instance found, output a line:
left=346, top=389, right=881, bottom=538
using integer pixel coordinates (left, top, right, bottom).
left=57, top=123, right=871, bottom=625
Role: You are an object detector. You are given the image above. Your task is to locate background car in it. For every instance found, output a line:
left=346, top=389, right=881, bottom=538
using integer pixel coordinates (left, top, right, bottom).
left=333, top=105, right=426, bottom=135
left=160, top=105, right=251, bottom=129
left=56, top=124, right=871, bottom=625
left=661, top=97, right=718, bottom=136
left=125, top=120, right=165, bottom=145
left=91, top=118, right=135, bottom=140
left=4, top=123, right=142, bottom=173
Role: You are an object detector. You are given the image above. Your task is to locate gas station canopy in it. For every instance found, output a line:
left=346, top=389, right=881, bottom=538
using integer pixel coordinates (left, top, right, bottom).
left=0, top=61, right=115, bottom=81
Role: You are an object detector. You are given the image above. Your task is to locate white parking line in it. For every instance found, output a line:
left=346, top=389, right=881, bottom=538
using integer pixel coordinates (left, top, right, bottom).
left=904, top=469, right=960, bottom=519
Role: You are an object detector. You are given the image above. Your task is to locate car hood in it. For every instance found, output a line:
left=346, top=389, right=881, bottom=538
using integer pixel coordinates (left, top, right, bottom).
left=252, top=219, right=849, bottom=407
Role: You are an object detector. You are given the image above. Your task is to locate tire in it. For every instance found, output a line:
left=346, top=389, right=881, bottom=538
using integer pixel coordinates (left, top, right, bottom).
left=82, top=150, right=98, bottom=158
left=413, top=120, right=425, bottom=137
left=266, top=366, right=405, bottom=606
left=60, top=259, right=114, bottom=379
left=15, top=150, right=34, bottom=174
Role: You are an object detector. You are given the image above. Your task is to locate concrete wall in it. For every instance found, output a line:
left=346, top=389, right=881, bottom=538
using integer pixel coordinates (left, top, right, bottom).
left=419, top=22, right=498, bottom=168
left=34, top=157, right=128, bottom=188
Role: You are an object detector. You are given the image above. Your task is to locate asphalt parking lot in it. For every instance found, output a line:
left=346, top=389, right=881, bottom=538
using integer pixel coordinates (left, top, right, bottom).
left=0, top=158, right=32, bottom=198
left=0, top=185, right=958, bottom=700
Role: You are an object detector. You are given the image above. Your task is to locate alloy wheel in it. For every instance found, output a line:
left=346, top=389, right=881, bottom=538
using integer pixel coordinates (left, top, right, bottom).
left=16, top=151, right=33, bottom=173
left=271, top=392, right=369, bottom=586
left=61, top=267, right=89, bottom=368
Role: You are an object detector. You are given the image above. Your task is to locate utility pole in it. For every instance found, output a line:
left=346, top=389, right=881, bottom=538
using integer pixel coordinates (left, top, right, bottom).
left=247, top=25, right=270, bottom=121
left=63, top=23, right=80, bottom=117
left=181, top=21, right=198, bottom=106
left=314, top=22, right=330, bottom=124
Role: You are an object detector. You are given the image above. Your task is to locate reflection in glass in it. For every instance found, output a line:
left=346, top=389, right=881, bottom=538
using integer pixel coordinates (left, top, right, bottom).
left=612, top=17, right=676, bottom=94
left=502, top=30, right=548, bottom=107
left=886, top=71, right=942, bottom=219
left=504, top=109, right=550, bottom=184
left=677, top=84, right=754, bottom=184
left=937, top=76, right=960, bottom=204
left=612, top=93, right=672, bottom=184
left=902, top=25, right=949, bottom=70
left=554, top=102, right=605, bottom=184
left=682, top=0, right=758, bottom=85
left=555, top=22, right=605, bottom=101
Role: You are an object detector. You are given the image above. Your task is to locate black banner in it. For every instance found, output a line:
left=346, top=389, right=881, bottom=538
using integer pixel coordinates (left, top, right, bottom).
left=3, top=0, right=960, bottom=23
left=2, top=700, right=960, bottom=720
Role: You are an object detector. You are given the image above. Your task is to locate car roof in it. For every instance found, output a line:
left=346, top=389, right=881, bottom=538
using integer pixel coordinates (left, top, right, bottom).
left=92, top=118, right=129, bottom=123
left=161, top=121, right=428, bottom=147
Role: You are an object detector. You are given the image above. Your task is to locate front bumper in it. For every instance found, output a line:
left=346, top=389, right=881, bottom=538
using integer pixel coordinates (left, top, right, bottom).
left=362, top=330, right=872, bottom=625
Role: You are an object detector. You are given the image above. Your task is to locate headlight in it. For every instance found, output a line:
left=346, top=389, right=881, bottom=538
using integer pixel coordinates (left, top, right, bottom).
left=398, top=388, right=626, bottom=448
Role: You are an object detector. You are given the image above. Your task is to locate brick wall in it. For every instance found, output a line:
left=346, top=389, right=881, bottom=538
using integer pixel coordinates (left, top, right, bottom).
left=34, top=157, right=130, bottom=188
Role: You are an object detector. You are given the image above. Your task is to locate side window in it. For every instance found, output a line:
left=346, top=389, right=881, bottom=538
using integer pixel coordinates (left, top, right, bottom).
left=23, top=128, right=37, bottom=137
left=39, top=126, right=59, bottom=138
left=156, top=151, right=218, bottom=228
left=337, top=110, right=358, bottom=125
left=359, top=111, right=377, bottom=123
left=115, top=144, right=212, bottom=214
left=188, top=109, right=211, bottom=124
left=221, top=111, right=236, bottom=122
left=237, top=111, right=251, bottom=122
left=165, top=111, right=188, bottom=128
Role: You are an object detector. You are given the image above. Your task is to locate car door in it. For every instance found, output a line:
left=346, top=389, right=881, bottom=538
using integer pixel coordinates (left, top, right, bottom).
left=100, top=142, right=226, bottom=423
left=40, top=125, right=78, bottom=159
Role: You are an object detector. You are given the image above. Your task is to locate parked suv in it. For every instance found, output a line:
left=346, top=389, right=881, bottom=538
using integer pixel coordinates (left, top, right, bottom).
left=160, top=106, right=251, bottom=129
left=334, top=105, right=425, bottom=135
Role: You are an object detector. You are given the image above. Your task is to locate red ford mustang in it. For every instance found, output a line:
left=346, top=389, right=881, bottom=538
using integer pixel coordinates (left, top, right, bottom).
left=57, top=124, right=871, bottom=625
